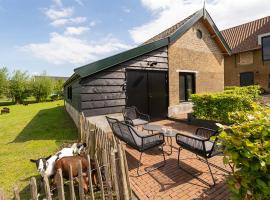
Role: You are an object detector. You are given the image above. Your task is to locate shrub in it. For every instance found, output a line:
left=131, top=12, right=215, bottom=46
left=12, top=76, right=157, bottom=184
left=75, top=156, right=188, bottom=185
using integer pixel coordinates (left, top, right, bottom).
left=191, top=86, right=261, bottom=123
left=219, top=107, right=270, bottom=199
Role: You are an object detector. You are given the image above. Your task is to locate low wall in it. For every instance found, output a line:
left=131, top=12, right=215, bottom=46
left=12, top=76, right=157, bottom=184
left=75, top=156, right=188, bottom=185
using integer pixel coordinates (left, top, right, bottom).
left=65, top=101, right=80, bottom=128
left=168, top=102, right=193, bottom=117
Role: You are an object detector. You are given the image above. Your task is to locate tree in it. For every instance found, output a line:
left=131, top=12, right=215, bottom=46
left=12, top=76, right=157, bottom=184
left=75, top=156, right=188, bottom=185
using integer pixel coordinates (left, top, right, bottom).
left=8, top=70, right=31, bottom=104
left=0, top=67, right=8, bottom=97
left=53, top=79, right=65, bottom=99
left=31, top=76, right=53, bottom=102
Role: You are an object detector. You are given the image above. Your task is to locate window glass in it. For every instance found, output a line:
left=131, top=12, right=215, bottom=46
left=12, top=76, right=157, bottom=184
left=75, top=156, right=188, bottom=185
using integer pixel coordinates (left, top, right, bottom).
left=262, top=36, right=270, bottom=61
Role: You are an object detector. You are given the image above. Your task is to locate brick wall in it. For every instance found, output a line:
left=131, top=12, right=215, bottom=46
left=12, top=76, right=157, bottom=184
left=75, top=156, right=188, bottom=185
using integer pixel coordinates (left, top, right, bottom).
left=168, top=20, right=224, bottom=110
left=224, top=49, right=270, bottom=91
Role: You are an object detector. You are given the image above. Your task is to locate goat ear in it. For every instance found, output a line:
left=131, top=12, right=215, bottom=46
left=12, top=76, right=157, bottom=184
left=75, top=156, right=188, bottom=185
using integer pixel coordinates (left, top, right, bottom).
left=45, top=155, right=52, bottom=160
left=30, top=159, right=36, bottom=163
left=82, top=143, right=87, bottom=147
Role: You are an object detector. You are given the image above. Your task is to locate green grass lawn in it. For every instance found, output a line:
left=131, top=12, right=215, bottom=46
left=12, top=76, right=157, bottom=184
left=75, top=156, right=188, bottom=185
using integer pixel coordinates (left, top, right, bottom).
left=0, top=100, right=78, bottom=198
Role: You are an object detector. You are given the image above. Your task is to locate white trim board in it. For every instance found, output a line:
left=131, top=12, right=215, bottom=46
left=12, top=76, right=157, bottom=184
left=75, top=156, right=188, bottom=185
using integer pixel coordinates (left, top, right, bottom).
left=176, top=70, right=199, bottom=73
left=258, top=32, right=270, bottom=45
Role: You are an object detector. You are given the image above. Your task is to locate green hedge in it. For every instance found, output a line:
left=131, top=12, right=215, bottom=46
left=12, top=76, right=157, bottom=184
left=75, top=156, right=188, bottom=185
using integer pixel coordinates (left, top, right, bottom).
left=191, top=86, right=261, bottom=123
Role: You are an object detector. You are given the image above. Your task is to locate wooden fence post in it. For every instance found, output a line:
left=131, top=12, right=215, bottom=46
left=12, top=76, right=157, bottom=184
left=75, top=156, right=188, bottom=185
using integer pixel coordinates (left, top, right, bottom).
left=117, top=144, right=129, bottom=200
left=122, top=144, right=132, bottom=197
left=78, top=160, right=85, bottom=200
left=13, top=186, right=20, bottom=200
left=30, top=177, right=38, bottom=200
left=95, top=155, right=105, bottom=200
left=0, top=188, right=6, bottom=200
left=68, top=165, right=76, bottom=200
left=87, top=155, right=95, bottom=200
left=110, top=151, right=120, bottom=200
left=102, top=150, right=113, bottom=200
left=56, top=169, right=65, bottom=200
left=43, top=175, right=52, bottom=200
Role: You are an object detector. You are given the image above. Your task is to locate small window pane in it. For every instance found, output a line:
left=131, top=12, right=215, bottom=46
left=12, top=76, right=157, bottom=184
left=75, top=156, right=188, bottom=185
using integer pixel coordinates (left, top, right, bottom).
left=262, top=36, right=270, bottom=61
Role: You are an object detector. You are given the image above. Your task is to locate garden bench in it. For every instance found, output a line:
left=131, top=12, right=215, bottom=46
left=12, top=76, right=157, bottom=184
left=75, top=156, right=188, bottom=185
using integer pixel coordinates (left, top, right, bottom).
left=106, top=116, right=166, bottom=176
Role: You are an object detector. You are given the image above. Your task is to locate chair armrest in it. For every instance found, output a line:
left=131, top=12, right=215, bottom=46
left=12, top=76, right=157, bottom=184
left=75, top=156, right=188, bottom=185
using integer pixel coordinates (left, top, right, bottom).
left=142, top=133, right=164, bottom=147
left=176, top=133, right=209, bottom=142
left=195, top=127, right=218, bottom=139
left=124, top=116, right=134, bottom=126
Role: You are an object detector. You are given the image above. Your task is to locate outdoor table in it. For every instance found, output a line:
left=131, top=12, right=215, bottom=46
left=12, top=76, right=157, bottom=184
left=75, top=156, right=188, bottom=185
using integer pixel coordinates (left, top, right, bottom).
left=143, top=124, right=177, bottom=155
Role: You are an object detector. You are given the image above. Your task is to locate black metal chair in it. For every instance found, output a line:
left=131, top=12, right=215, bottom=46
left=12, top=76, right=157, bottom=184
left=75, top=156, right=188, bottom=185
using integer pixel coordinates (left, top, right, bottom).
left=122, top=106, right=150, bottom=127
left=176, top=127, right=228, bottom=187
left=106, top=116, right=166, bottom=176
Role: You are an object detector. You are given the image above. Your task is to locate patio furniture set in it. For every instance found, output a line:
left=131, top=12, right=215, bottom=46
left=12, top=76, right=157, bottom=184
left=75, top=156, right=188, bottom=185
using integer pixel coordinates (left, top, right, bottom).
left=106, top=106, right=228, bottom=187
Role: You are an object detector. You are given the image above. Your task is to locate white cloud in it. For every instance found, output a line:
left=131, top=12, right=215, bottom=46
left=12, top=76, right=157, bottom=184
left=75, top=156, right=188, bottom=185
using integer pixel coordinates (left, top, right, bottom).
left=45, top=7, right=73, bottom=20
left=51, top=16, right=87, bottom=27
left=122, top=7, right=131, bottom=13
left=52, top=0, right=63, bottom=7
left=89, top=20, right=97, bottom=27
left=130, top=0, right=270, bottom=44
left=64, top=26, right=89, bottom=35
left=21, top=33, right=133, bottom=65
left=74, top=0, right=84, bottom=6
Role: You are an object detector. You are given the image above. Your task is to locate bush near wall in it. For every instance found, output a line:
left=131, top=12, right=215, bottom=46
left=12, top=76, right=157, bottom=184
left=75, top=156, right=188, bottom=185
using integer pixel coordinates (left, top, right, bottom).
left=219, top=107, right=270, bottom=200
left=191, top=86, right=261, bottom=124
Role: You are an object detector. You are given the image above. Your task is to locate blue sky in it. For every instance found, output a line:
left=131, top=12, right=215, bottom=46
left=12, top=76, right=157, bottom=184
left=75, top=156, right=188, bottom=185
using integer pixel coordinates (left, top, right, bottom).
left=0, top=0, right=270, bottom=77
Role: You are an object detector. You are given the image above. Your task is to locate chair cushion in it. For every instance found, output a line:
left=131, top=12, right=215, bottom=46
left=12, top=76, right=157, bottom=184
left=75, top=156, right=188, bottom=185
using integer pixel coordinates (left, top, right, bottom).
left=130, top=129, right=147, bottom=146
left=204, top=140, right=214, bottom=152
left=132, top=119, right=148, bottom=126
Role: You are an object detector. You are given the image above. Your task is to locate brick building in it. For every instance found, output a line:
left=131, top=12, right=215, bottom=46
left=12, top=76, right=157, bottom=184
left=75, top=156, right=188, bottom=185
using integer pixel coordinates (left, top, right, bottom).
left=64, top=8, right=231, bottom=120
left=222, top=16, right=270, bottom=91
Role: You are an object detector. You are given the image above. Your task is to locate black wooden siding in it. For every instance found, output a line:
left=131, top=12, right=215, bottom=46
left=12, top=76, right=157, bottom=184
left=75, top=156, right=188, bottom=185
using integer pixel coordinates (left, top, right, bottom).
left=64, top=78, right=81, bottom=111
left=80, top=47, right=168, bottom=117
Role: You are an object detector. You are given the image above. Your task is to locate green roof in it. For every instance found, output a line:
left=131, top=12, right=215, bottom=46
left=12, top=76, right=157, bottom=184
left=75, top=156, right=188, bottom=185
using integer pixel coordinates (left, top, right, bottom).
left=64, top=8, right=231, bottom=86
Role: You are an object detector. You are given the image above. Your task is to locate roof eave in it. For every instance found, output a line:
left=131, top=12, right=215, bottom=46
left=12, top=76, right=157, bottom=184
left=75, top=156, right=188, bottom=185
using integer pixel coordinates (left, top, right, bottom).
left=63, top=73, right=80, bottom=87
left=169, top=8, right=231, bottom=55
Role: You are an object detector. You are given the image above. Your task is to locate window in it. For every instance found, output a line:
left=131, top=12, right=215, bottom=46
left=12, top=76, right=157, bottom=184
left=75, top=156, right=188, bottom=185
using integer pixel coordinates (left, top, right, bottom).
left=262, top=36, right=270, bottom=61
left=67, top=86, right=72, bottom=100
left=179, top=73, right=195, bottom=102
left=239, top=52, right=253, bottom=65
left=196, top=29, right=203, bottom=39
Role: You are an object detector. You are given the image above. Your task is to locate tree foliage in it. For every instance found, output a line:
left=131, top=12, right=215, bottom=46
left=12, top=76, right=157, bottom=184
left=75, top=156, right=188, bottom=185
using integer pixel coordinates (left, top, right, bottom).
left=0, top=67, right=9, bottom=97
left=8, top=70, right=31, bottom=104
left=53, top=79, right=65, bottom=98
left=31, top=76, right=53, bottom=102
left=219, top=106, right=270, bottom=199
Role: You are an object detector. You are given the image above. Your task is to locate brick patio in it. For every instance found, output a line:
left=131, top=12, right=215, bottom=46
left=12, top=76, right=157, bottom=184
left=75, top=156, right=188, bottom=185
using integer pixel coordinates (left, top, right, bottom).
left=126, top=120, right=231, bottom=200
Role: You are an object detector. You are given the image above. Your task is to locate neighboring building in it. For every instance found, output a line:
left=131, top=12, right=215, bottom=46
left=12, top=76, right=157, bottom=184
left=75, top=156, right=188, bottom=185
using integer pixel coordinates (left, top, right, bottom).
left=34, top=76, right=69, bottom=82
left=64, top=8, right=230, bottom=123
left=222, top=16, right=270, bottom=91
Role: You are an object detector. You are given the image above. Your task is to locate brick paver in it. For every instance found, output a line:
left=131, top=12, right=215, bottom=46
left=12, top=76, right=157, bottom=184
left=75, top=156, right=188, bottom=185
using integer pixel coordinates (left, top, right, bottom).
left=126, top=120, right=231, bottom=200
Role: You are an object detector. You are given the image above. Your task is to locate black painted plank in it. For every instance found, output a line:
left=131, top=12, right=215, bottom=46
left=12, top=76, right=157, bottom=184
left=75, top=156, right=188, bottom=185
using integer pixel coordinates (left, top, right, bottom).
left=81, top=86, right=124, bottom=93
left=81, top=93, right=126, bottom=101
left=83, top=106, right=125, bottom=117
left=81, top=99, right=126, bottom=109
left=81, top=79, right=125, bottom=86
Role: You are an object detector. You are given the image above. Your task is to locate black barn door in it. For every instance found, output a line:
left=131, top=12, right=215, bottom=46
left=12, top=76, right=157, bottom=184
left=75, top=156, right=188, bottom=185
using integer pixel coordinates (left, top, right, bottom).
left=126, top=70, right=148, bottom=114
left=126, top=70, right=168, bottom=119
left=148, top=71, right=168, bottom=118
left=240, top=72, right=254, bottom=86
